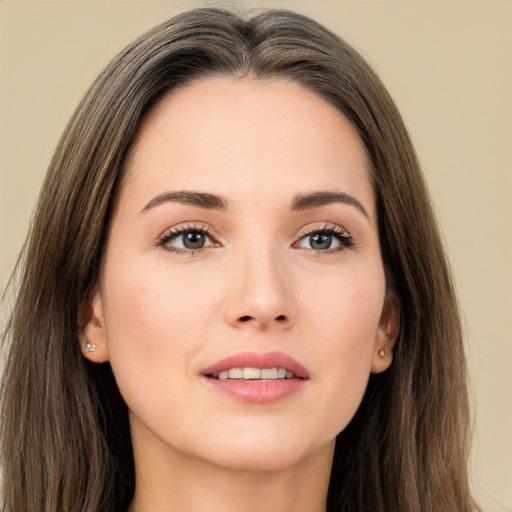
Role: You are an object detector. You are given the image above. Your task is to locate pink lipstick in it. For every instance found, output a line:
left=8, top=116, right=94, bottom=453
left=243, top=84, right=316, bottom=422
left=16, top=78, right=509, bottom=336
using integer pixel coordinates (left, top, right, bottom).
left=201, top=351, right=309, bottom=404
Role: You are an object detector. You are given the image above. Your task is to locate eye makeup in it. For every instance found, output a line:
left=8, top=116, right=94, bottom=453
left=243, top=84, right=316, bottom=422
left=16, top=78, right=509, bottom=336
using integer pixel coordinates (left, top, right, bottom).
left=155, top=220, right=353, bottom=257
left=156, top=222, right=221, bottom=255
left=294, top=223, right=353, bottom=254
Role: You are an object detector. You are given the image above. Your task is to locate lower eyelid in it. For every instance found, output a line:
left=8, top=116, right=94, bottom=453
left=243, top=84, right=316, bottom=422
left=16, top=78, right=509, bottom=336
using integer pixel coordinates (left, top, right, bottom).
left=293, top=224, right=353, bottom=251
left=156, top=223, right=223, bottom=255
left=157, top=223, right=353, bottom=254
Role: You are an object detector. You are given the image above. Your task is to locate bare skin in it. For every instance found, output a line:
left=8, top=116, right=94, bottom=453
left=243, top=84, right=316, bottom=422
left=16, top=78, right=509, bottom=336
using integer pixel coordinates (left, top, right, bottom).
left=80, top=78, right=399, bottom=512
left=127, top=422, right=334, bottom=512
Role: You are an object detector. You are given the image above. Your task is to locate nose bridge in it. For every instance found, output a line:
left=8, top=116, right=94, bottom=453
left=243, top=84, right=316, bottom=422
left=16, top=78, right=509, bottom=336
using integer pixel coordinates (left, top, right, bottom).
left=224, top=238, right=295, bottom=329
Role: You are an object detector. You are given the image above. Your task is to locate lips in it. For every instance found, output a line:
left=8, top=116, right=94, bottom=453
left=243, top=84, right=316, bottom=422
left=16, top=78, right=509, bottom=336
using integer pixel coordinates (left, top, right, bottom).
left=201, top=351, right=309, bottom=404
left=201, top=351, right=309, bottom=379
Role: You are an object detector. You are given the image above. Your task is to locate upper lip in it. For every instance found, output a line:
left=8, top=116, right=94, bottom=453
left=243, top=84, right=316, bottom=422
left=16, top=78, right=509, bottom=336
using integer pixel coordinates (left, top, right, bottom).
left=201, top=351, right=310, bottom=379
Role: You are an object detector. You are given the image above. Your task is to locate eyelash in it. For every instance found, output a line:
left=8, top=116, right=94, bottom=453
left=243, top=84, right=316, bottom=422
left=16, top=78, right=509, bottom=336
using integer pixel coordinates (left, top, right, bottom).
left=294, top=223, right=353, bottom=254
left=157, top=223, right=220, bottom=255
left=156, top=222, right=353, bottom=255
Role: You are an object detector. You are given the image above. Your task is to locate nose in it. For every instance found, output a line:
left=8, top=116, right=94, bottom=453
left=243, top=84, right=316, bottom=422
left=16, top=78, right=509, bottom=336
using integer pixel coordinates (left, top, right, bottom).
left=224, top=246, right=297, bottom=331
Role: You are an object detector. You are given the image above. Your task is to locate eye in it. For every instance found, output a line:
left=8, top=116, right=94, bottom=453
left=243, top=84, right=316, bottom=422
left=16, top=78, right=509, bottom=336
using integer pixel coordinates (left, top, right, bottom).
left=295, top=224, right=353, bottom=253
left=158, top=224, right=219, bottom=254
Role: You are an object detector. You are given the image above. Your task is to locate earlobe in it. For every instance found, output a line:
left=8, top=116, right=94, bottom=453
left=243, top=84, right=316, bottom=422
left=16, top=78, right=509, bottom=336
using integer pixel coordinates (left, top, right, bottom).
left=77, top=287, right=110, bottom=363
left=371, top=291, right=400, bottom=374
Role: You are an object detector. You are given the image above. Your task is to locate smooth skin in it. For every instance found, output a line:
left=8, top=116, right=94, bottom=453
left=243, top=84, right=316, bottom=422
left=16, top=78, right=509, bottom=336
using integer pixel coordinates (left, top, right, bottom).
left=80, top=78, right=400, bottom=512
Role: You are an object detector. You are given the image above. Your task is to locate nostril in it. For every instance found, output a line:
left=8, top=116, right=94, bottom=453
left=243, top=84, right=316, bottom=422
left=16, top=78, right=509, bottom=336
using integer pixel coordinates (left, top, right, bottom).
left=235, top=314, right=288, bottom=325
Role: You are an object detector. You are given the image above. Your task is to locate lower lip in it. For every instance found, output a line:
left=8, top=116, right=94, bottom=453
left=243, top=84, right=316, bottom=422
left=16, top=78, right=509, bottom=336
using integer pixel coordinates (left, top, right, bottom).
left=203, top=377, right=307, bottom=404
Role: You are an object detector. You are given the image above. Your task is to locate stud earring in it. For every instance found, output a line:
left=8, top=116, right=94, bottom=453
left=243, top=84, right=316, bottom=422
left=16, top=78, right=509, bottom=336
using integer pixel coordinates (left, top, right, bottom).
left=378, top=349, right=385, bottom=357
left=85, top=340, right=96, bottom=353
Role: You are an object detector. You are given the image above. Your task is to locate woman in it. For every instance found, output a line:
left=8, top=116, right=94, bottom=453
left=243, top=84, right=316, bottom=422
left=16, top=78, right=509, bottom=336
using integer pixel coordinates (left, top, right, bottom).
left=0, top=7, right=480, bottom=512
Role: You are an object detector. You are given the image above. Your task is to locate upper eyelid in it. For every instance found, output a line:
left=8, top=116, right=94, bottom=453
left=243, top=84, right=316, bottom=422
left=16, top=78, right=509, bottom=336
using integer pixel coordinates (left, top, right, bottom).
left=293, top=223, right=354, bottom=251
left=156, top=221, right=351, bottom=247
left=159, top=222, right=218, bottom=239
left=156, top=224, right=221, bottom=255
left=297, top=222, right=350, bottom=237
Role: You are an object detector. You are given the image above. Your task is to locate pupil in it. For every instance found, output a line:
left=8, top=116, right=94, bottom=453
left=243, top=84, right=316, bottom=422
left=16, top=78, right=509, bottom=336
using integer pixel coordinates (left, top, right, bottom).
left=183, top=232, right=205, bottom=249
left=311, top=233, right=331, bottom=250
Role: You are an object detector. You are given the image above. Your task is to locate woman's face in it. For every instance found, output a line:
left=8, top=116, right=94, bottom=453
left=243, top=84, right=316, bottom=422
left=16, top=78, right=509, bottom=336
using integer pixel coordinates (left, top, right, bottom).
left=82, top=78, right=398, bottom=473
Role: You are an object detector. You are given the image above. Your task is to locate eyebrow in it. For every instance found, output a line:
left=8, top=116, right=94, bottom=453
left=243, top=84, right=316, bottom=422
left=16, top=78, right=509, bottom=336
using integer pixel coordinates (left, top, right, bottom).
left=140, top=191, right=227, bottom=213
left=140, top=189, right=369, bottom=218
left=291, top=191, right=369, bottom=218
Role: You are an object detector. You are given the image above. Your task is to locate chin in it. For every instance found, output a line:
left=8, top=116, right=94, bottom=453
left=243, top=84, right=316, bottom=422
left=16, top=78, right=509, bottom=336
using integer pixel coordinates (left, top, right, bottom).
left=192, top=428, right=335, bottom=473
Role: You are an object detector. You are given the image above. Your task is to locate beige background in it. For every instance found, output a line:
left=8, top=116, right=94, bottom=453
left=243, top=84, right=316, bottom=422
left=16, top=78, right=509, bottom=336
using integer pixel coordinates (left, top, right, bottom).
left=0, top=0, right=510, bottom=509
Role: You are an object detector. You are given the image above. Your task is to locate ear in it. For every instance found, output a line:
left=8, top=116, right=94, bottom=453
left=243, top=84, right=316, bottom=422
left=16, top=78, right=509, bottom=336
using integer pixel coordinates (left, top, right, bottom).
left=77, top=286, right=110, bottom=363
left=371, top=291, right=400, bottom=374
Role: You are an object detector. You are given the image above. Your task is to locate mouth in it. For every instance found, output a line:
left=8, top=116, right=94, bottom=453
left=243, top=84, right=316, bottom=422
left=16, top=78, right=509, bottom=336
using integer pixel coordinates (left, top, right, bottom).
left=201, top=351, right=309, bottom=404
left=207, top=367, right=301, bottom=380
left=201, top=351, right=309, bottom=380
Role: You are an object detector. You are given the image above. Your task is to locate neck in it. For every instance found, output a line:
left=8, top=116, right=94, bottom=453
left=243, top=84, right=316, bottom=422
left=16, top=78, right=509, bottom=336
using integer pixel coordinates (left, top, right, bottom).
left=127, top=433, right=334, bottom=512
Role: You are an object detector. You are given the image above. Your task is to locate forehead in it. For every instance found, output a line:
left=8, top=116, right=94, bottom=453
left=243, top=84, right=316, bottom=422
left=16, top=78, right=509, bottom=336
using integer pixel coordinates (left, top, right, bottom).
left=121, top=77, right=375, bottom=219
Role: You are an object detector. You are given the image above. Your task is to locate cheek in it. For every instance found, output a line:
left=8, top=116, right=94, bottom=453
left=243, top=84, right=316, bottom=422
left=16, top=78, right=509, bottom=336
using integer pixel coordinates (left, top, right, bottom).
left=100, top=259, right=217, bottom=403
left=300, top=264, right=385, bottom=432
left=103, top=258, right=213, bottom=349
left=301, top=260, right=385, bottom=353
left=99, top=242, right=386, bottom=460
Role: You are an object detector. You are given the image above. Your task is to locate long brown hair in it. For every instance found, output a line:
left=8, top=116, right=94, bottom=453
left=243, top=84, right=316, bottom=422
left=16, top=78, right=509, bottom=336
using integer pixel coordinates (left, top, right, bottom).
left=1, top=8, right=479, bottom=512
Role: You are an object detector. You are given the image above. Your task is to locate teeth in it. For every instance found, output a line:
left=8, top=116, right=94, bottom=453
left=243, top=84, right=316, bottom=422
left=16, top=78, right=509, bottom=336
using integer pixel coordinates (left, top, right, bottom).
left=228, top=368, right=244, bottom=379
left=260, top=368, right=278, bottom=379
left=212, top=367, right=296, bottom=380
left=243, top=367, right=261, bottom=379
